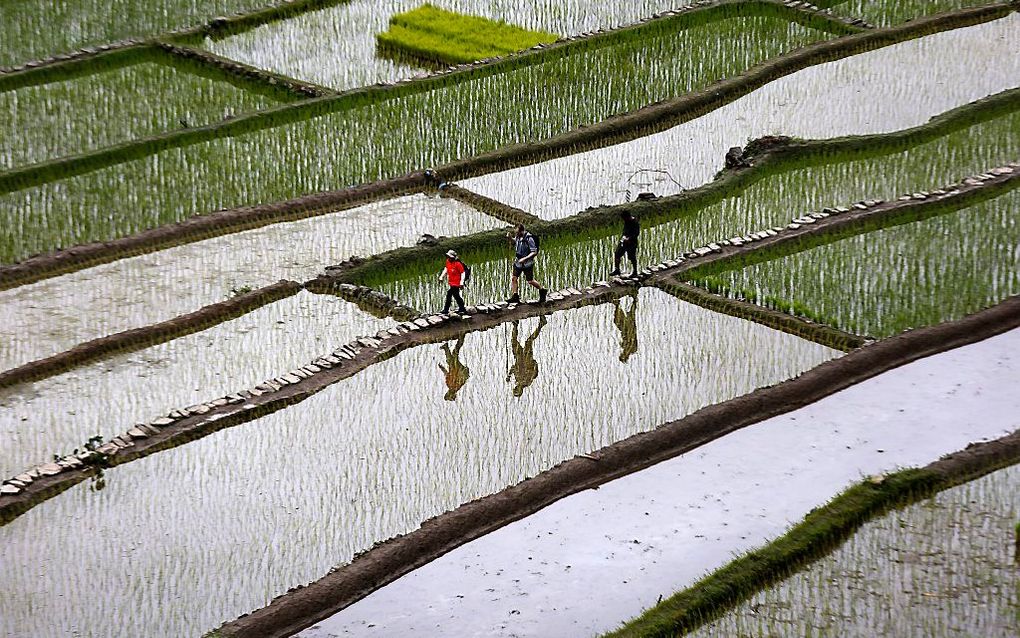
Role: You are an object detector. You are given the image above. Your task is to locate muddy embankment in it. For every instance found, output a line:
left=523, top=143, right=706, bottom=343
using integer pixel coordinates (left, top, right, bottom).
left=2, top=2, right=1010, bottom=290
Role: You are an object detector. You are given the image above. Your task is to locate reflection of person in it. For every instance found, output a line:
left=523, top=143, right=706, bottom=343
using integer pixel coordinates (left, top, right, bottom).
left=506, top=316, right=547, bottom=397
left=613, top=293, right=639, bottom=363
left=437, top=249, right=470, bottom=314
left=438, top=335, right=470, bottom=401
left=610, top=210, right=640, bottom=277
left=506, top=224, right=548, bottom=304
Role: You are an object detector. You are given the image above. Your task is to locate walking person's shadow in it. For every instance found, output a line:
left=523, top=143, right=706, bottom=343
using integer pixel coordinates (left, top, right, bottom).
left=506, top=316, right=547, bottom=398
left=613, top=292, right=639, bottom=363
left=439, top=334, right=470, bottom=401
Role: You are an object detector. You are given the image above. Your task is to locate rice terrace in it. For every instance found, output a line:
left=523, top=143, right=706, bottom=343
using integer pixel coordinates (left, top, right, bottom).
left=1, top=0, right=1018, bottom=636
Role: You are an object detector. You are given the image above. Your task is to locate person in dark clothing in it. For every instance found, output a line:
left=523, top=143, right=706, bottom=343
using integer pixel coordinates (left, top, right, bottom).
left=612, top=292, right=639, bottom=363
left=506, top=224, right=548, bottom=304
left=610, top=210, right=640, bottom=277
left=438, top=249, right=469, bottom=314
left=438, top=335, right=470, bottom=401
left=506, top=316, right=547, bottom=397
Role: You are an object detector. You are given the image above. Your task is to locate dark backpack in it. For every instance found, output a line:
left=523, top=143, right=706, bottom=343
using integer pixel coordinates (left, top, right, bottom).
left=525, top=232, right=540, bottom=254
left=462, top=261, right=472, bottom=284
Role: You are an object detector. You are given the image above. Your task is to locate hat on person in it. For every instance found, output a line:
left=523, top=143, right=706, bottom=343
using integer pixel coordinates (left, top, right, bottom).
left=446, top=249, right=458, bottom=259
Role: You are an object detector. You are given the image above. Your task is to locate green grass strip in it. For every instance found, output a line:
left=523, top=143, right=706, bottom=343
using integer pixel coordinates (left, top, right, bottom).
left=605, top=433, right=1020, bottom=637
left=377, top=4, right=558, bottom=66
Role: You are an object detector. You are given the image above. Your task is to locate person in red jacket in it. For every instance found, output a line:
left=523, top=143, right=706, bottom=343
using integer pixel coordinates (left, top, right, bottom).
left=438, top=249, right=470, bottom=314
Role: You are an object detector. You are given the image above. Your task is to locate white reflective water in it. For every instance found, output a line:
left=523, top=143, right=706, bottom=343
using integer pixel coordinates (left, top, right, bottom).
left=0, top=194, right=496, bottom=372
left=0, top=288, right=839, bottom=637
left=462, top=16, right=1020, bottom=219
left=0, top=291, right=390, bottom=479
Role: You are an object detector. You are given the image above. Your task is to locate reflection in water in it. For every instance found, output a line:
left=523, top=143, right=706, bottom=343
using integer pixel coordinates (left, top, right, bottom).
left=439, top=335, right=471, bottom=401
left=613, top=293, right=639, bottom=363
left=506, top=316, right=547, bottom=398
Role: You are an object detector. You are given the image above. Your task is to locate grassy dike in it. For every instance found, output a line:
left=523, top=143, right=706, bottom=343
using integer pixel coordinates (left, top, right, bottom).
left=377, top=4, right=558, bottom=66
left=604, top=430, right=1020, bottom=637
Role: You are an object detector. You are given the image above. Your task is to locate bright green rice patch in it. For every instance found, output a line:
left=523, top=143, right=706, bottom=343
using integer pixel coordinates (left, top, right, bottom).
left=0, top=55, right=289, bottom=170
left=377, top=4, right=559, bottom=66
left=369, top=108, right=1020, bottom=312
left=0, top=12, right=830, bottom=264
left=704, top=185, right=1020, bottom=339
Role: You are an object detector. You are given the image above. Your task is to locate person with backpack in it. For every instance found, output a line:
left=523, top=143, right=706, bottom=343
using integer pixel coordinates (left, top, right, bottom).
left=610, top=210, right=640, bottom=277
left=438, top=249, right=470, bottom=314
left=506, top=224, right=548, bottom=304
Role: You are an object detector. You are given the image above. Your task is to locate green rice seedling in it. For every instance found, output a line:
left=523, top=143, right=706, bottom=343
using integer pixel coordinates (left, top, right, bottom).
left=0, top=0, right=279, bottom=68
left=827, top=0, right=995, bottom=26
left=0, top=194, right=497, bottom=372
left=376, top=4, right=559, bottom=66
left=369, top=108, right=1020, bottom=312
left=704, top=186, right=1020, bottom=339
left=685, top=465, right=1020, bottom=637
left=0, top=288, right=838, bottom=637
left=0, top=290, right=392, bottom=479
left=0, top=52, right=288, bottom=170
left=0, top=11, right=830, bottom=264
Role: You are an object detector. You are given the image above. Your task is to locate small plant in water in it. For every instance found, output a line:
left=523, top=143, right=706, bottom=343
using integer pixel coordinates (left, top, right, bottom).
left=229, top=284, right=254, bottom=297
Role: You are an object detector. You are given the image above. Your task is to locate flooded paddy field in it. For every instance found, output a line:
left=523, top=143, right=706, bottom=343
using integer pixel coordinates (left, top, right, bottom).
left=303, top=327, right=1020, bottom=637
left=0, top=0, right=273, bottom=68
left=833, top=0, right=996, bottom=26
left=0, top=10, right=832, bottom=264
left=461, top=16, right=1020, bottom=219
left=0, top=194, right=495, bottom=371
left=0, top=288, right=838, bottom=637
left=703, top=186, right=1020, bottom=338
left=0, top=53, right=289, bottom=170
left=690, top=463, right=1020, bottom=638
left=205, top=0, right=706, bottom=90
left=374, top=106, right=1020, bottom=311
left=0, top=291, right=390, bottom=480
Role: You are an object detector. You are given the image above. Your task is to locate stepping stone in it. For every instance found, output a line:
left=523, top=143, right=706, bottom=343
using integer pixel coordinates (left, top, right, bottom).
left=853, top=203, right=868, bottom=210
left=1, top=484, right=20, bottom=495
left=227, top=393, right=245, bottom=403
left=325, top=355, right=342, bottom=365
left=787, top=223, right=801, bottom=230
left=151, top=417, right=174, bottom=427
left=718, top=239, right=731, bottom=246
left=963, top=177, right=981, bottom=186
left=898, top=195, right=912, bottom=201
left=793, top=217, right=815, bottom=224
left=293, top=369, right=311, bottom=379
left=413, top=318, right=430, bottom=328
left=809, top=212, right=828, bottom=219
left=305, top=364, right=322, bottom=373
left=168, top=410, right=186, bottom=419
left=211, top=398, right=229, bottom=407
left=8, top=478, right=27, bottom=488
left=140, top=424, right=161, bottom=435
left=765, top=229, right=778, bottom=237
left=835, top=207, right=850, bottom=213
left=568, top=288, right=583, bottom=296
left=707, top=243, right=722, bottom=251
left=97, top=444, right=118, bottom=455
left=127, top=427, right=149, bottom=439
left=186, top=404, right=211, bottom=415
left=991, top=166, right=1013, bottom=175
left=427, top=316, right=444, bottom=325
left=728, top=237, right=744, bottom=245
left=250, top=387, right=267, bottom=395
left=313, top=359, right=333, bottom=369
left=694, top=247, right=712, bottom=256
left=14, top=474, right=33, bottom=484
left=387, top=327, right=403, bottom=336
left=494, top=301, right=509, bottom=308
left=112, top=437, right=133, bottom=448
left=39, top=463, right=63, bottom=476
left=283, top=374, right=302, bottom=384
left=548, top=293, right=564, bottom=301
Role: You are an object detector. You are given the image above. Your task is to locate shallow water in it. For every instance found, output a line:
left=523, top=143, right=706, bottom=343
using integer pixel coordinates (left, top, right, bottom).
left=834, top=0, right=993, bottom=26
left=462, top=16, right=1020, bottom=219
left=207, top=0, right=702, bottom=90
left=0, top=290, right=390, bottom=479
left=0, top=288, right=839, bottom=637
left=0, top=194, right=494, bottom=372
left=691, top=464, right=1020, bottom=637
left=0, top=58, right=285, bottom=170
left=708, top=186, right=1020, bottom=337
left=0, top=0, right=271, bottom=68
left=377, top=107, right=1020, bottom=311
left=0, top=13, right=828, bottom=264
